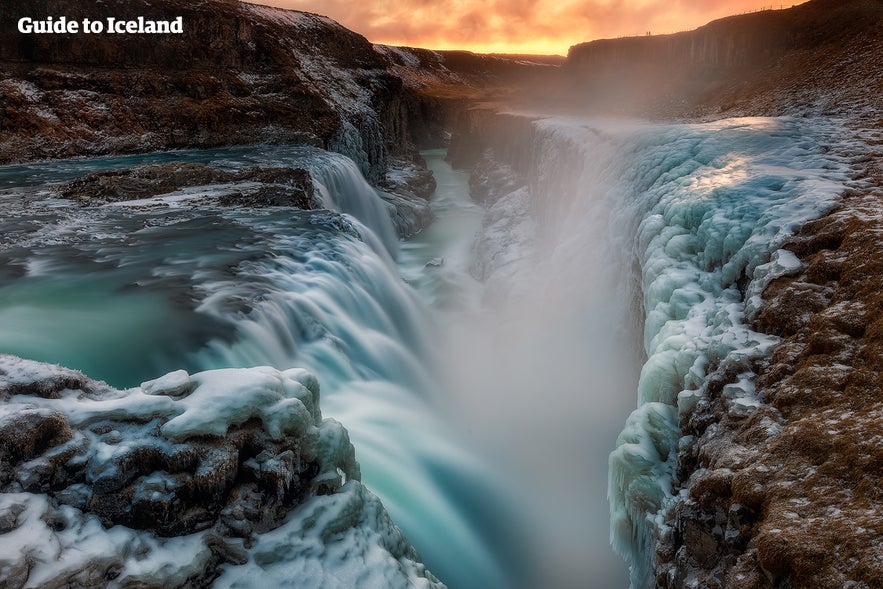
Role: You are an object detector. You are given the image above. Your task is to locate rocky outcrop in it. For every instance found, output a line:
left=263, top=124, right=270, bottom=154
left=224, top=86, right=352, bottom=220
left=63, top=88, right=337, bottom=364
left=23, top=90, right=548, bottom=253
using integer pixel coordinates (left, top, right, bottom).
left=58, top=162, right=318, bottom=208
left=0, top=0, right=423, bottom=187
left=0, top=354, right=443, bottom=588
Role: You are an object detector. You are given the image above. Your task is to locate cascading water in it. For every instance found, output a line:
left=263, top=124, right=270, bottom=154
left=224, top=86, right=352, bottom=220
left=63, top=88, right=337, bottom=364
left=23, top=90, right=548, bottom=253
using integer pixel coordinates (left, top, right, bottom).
left=0, top=146, right=522, bottom=589
left=0, top=115, right=853, bottom=589
left=448, top=115, right=850, bottom=588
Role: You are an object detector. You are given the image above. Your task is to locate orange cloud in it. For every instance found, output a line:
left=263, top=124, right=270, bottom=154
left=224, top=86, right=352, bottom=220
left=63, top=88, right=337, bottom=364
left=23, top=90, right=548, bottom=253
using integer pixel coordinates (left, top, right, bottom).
left=249, top=0, right=808, bottom=54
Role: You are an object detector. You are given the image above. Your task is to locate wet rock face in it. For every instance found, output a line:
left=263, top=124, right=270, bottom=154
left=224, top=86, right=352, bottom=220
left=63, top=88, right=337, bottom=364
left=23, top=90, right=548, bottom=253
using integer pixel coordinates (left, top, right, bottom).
left=58, top=162, right=318, bottom=209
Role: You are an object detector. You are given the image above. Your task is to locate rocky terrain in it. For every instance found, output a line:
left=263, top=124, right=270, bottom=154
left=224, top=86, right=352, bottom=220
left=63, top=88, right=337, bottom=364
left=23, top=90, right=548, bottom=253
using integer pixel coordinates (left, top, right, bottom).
left=0, top=0, right=436, bottom=209
left=558, top=1, right=883, bottom=588
left=658, top=177, right=883, bottom=589
left=57, top=162, right=319, bottom=209
left=0, top=355, right=443, bottom=588
left=0, top=0, right=566, bottom=240
left=0, top=0, right=557, bottom=189
left=655, top=121, right=883, bottom=587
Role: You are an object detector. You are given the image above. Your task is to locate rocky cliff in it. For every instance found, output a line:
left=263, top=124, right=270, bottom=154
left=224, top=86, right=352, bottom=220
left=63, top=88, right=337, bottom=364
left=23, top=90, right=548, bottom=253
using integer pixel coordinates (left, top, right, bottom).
left=0, top=0, right=421, bottom=186
left=563, top=0, right=883, bottom=119
left=551, top=2, right=883, bottom=587
left=451, top=26, right=883, bottom=589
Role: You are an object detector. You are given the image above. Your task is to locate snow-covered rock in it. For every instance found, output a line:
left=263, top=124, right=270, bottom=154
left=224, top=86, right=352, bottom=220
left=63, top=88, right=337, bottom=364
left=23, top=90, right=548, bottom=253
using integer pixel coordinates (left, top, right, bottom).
left=0, top=355, right=443, bottom=589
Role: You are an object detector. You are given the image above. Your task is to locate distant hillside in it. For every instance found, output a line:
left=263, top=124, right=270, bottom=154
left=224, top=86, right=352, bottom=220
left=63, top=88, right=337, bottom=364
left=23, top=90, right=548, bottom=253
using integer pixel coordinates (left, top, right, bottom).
left=563, top=0, right=883, bottom=119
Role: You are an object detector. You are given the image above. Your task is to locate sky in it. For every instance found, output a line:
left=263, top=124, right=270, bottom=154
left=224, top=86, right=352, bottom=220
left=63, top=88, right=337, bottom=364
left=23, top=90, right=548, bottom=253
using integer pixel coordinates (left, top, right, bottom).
left=251, top=1, right=807, bottom=55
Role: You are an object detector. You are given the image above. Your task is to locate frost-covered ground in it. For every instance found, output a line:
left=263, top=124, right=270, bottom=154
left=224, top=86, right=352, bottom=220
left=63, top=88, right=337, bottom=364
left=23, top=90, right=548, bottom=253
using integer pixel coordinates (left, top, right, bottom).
left=0, top=355, right=442, bottom=589
left=651, top=113, right=883, bottom=587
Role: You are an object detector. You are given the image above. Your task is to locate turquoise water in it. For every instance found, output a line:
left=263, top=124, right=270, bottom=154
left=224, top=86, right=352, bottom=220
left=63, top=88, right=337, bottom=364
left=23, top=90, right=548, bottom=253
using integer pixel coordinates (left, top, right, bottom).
left=398, top=149, right=485, bottom=317
left=0, top=146, right=523, bottom=589
left=1, top=119, right=840, bottom=589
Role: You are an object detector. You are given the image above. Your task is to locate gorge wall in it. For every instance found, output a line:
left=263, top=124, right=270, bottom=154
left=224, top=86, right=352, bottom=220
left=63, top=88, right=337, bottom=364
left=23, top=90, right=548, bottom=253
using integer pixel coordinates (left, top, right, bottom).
left=563, top=0, right=883, bottom=119
left=0, top=0, right=426, bottom=186
left=0, top=0, right=560, bottom=192
left=447, top=100, right=883, bottom=589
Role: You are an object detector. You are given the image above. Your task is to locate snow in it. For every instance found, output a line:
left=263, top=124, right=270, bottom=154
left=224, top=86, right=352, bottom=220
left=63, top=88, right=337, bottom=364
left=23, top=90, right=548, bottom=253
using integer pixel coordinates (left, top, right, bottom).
left=0, top=356, right=442, bottom=588
left=141, top=369, right=191, bottom=397
left=103, top=182, right=265, bottom=209
left=0, top=482, right=439, bottom=589
left=241, top=3, right=337, bottom=31
left=374, top=44, right=422, bottom=71
left=214, top=481, right=440, bottom=589
left=745, top=248, right=803, bottom=319
left=160, top=367, right=317, bottom=441
left=583, top=116, right=849, bottom=585
left=0, top=80, right=43, bottom=102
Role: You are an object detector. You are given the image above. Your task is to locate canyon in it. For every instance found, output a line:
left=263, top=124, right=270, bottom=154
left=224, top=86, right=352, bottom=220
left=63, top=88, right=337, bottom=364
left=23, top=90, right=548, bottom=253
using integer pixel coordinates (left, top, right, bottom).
left=2, top=0, right=883, bottom=588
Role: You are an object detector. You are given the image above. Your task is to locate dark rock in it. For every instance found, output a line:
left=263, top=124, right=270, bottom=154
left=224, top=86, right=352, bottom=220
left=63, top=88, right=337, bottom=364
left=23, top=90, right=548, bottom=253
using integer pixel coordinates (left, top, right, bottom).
left=59, top=162, right=234, bottom=204
left=58, top=162, right=319, bottom=210
left=0, top=357, right=324, bottom=540
left=0, top=0, right=434, bottom=187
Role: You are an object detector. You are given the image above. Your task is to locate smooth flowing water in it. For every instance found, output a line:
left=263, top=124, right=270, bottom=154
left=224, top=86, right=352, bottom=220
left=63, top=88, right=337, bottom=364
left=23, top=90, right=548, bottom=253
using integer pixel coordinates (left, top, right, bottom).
left=0, top=146, right=520, bottom=589
left=0, top=116, right=852, bottom=589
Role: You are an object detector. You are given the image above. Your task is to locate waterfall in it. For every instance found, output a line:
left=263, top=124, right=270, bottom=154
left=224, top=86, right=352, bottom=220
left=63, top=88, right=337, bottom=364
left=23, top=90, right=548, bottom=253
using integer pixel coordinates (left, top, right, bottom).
left=0, top=145, right=520, bottom=589
left=0, top=119, right=852, bottom=589
left=479, top=115, right=849, bottom=587
left=307, top=152, right=401, bottom=258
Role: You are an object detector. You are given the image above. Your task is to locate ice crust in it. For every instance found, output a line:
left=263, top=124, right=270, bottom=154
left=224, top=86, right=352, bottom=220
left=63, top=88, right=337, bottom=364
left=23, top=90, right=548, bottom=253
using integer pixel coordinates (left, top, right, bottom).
left=0, top=355, right=442, bottom=588
left=490, top=115, right=849, bottom=586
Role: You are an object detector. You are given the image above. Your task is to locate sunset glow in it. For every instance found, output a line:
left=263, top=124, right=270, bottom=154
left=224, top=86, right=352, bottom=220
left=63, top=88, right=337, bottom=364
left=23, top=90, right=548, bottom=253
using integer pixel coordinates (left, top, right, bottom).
left=249, top=1, right=808, bottom=55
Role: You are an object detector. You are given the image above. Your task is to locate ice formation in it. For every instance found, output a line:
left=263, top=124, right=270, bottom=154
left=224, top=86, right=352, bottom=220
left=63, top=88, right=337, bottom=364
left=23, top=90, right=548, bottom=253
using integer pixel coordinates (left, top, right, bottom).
left=457, top=114, right=851, bottom=587
left=0, top=355, right=442, bottom=589
left=522, top=116, right=849, bottom=586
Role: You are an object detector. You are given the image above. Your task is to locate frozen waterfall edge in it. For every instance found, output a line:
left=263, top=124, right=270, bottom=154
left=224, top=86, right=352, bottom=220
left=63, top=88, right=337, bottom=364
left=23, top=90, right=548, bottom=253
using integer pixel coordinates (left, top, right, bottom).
left=448, top=109, right=851, bottom=587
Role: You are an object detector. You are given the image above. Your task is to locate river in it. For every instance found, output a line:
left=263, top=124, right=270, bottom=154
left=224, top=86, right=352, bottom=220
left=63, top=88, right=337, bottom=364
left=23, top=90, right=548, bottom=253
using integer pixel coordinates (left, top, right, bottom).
left=0, top=115, right=852, bottom=589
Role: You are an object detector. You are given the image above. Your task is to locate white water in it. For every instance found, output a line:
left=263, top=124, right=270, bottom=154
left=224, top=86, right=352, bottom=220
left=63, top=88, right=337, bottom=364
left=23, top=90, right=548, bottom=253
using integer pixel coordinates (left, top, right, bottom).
left=0, top=116, right=852, bottom=589
left=0, top=146, right=521, bottom=589
left=468, top=115, right=847, bottom=588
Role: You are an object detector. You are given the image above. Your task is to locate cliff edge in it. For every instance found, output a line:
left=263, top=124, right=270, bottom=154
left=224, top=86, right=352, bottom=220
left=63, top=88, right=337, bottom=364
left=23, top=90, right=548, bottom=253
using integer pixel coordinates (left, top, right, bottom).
left=0, top=0, right=421, bottom=186
left=564, top=0, right=883, bottom=120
